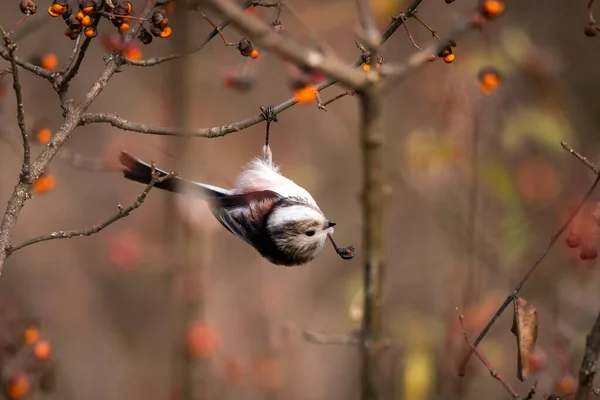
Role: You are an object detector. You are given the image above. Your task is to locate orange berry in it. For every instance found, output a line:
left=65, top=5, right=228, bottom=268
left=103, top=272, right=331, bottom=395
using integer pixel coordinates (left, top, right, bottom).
left=124, top=47, right=142, bottom=61
left=478, top=71, right=500, bottom=94
left=84, top=28, right=96, bottom=38
left=82, top=5, right=94, bottom=13
left=159, top=18, right=169, bottom=29
left=81, top=15, right=91, bottom=27
left=362, top=64, right=371, bottom=72
left=33, top=341, right=51, bottom=360
left=76, top=11, right=84, bottom=21
left=249, top=49, right=259, bottom=59
left=119, top=23, right=130, bottom=32
left=443, top=53, right=455, bottom=63
left=23, top=327, right=40, bottom=345
left=159, top=27, right=172, bottom=38
left=293, top=85, right=318, bottom=104
left=185, top=322, right=220, bottom=359
left=6, top=373, right=30, bottom=399
left=33, top=173, right=56, bottom=194
left=481, top=0, right=504, bottom=18
left=36, top=128, right=52, bottom=144
left=47, top=5, right=62, bottom=17
left=40, top=54, right=58, bottom=71
left=553, top=373, right=577, bottom=396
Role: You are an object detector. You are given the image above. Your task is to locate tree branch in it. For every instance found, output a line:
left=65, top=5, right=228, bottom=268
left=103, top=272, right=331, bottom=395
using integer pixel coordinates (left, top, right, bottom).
left=457, top=309, right=521, bottom=399
left=58, top=35, right=94, bottom=90
left=459, top=143, right=600, bottom=376
left=385, top=14, right=476, bottom=87
left=83, top=0, right=426, bottom=137
left=0, top=25, right=31, bottom=182
left=7, top=166, right=174, bottom=255
left=0, top=46, right=54, bottom=81
left=0, top=0, right=161, bottom=277
left=576, top=311, right=600, bottom=400
left=202, top=0, right=371, bottom=90
left=125, top=0, right=259, bottom=67
left=358, top=85, right=385, bottom=400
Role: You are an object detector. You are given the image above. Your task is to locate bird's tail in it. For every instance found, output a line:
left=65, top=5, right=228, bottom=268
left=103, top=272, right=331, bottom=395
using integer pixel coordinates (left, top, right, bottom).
left=119, top=151, right=231, bottom=198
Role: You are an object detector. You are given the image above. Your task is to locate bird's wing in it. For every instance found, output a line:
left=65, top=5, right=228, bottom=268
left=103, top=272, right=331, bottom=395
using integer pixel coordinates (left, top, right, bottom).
left=210, top=190, right=282, bottom=244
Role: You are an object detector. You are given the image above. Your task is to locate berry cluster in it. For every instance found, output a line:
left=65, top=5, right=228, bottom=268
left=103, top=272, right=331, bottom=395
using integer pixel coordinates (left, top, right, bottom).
left=110, top=1, right=133, bottom=33
left=148, top=9, right=172, bottom=39
left=36, top=0, right=174, bottom=42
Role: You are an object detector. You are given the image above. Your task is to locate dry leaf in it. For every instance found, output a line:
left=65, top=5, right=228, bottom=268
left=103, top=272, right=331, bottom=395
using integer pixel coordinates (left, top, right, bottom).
left=511, top=297, right=538, bottom=381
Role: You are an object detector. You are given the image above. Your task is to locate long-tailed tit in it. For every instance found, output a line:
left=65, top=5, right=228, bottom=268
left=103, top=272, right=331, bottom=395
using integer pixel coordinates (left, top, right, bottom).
left=119, top=107, right=354, bottom=266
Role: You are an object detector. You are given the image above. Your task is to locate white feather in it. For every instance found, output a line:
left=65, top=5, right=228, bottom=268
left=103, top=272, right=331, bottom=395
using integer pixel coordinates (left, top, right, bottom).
left=269, top=204, right=325, bottom=227
left=235, top=158, right=318, bottom=207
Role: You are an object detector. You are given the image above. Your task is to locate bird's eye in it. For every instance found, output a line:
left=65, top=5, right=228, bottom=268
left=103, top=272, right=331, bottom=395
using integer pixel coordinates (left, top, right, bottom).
left=305, top=230, right=316, bottom=237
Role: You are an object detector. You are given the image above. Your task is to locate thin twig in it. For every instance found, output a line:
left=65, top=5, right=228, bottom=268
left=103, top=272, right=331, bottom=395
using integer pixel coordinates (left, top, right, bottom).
left=523, top=383, right=537, bottom=400
left=317, top=90, right=355, bottom=111
left=59, top=31, right=96, bottom=91
left=401, top=17, right=424, bottom=51
left=459, top=144, right=600, bottom=376
left=85, top=0, right=426, bottom=136
left=200, top=12, right=235, bottom=46
left=561, top=141, right=600, bottom=174
left=7, top=167, right=175, bottom=255
left=356, top=0, right=381, bottom=50
left=0, top=46, right=54, bottom=81
left=125, top=0, right=256, bottom=67
left=0, top=24, right=31, bottom=182
left=58, top=35, right=82, bottom=77
left=412, top=15, right=440, bottom=39
left=203, top=0, right=369, bottom=90
left=457, top=309, right=520, bottom=399
left=0, top=0, right=161, bottom=277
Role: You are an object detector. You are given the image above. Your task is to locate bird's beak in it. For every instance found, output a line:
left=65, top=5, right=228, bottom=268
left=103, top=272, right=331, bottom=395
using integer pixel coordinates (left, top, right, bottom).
left=326, top=221, right=336, bottom=229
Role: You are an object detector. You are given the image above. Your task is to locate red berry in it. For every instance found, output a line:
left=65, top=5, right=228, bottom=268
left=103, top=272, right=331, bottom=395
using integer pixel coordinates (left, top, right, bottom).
left=565, top=232, right=581, bottom=248
left=580, top=245, right=598, bottom=260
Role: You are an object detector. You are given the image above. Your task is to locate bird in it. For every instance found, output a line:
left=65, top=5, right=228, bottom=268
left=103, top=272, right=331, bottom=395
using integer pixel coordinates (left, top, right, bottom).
left=118, top=108, right=354, bottom=266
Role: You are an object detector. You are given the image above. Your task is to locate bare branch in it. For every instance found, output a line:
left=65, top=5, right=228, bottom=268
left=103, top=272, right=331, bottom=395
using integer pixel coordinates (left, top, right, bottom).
left=562, top=141, right=600, bottom=174
left=202, top=0, right=371, bottom=89
left=317, top=90, right=355, bottom=111
left=0, top=46, right=54, bottom=81
left=385, top=15, right=475, bottom=86
left=0, top=24, right=31, bottom=182
left=459, top=144, right=600, bottom=376
left=7, top=167, right=175, bottom=255
left=0, top=0, right=161, bottom=276
left=126, top=0, right=256, bottom=67
left=356, top=0, right=380, bottom=51
left=576, top=311, right=600, bottom=400
left=457, top=309, right=520, bottom=399
left=85, top=0, right=426, bottom=136
left=58, top=28, right=97, bottom=91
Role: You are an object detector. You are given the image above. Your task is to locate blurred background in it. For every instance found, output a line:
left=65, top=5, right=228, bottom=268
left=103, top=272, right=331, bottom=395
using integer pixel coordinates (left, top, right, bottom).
left=0, top=0, right=598, bottom=399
